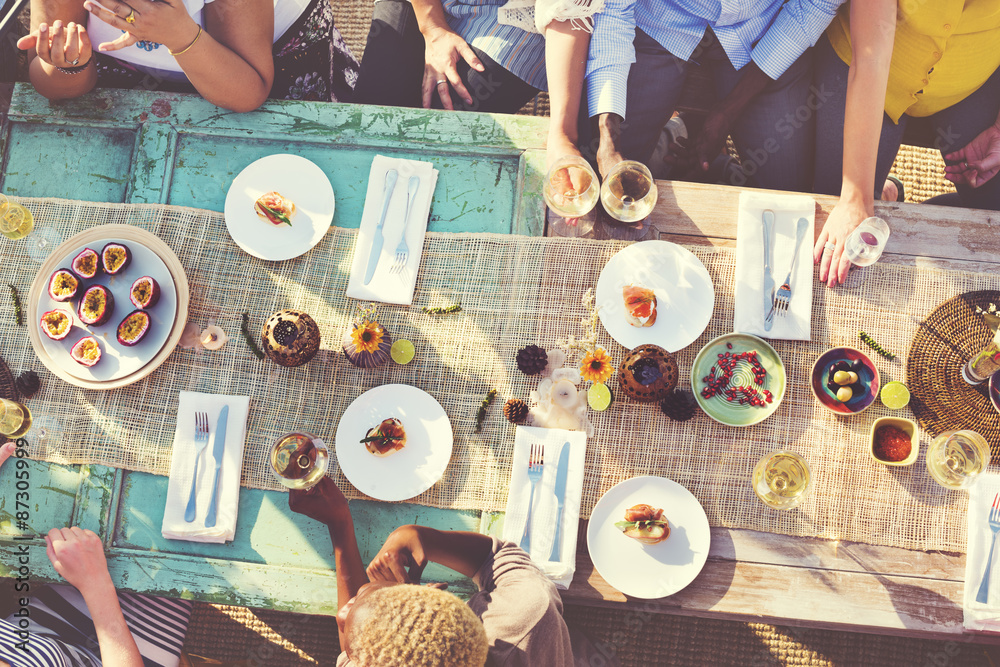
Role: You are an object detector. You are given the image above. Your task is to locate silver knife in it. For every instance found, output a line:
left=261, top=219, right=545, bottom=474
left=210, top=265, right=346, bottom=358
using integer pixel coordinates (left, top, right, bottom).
left=762, top=209, right=776, bottom=330
left=548, top=442, right=571, bottom=562
left=364, top=169, right=399, bottom=285
left=204, top=405, right=229, bottom=529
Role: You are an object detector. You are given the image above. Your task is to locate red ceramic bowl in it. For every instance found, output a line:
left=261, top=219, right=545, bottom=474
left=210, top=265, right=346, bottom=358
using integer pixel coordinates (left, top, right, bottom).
left=810, top=347, right=880, bottom=415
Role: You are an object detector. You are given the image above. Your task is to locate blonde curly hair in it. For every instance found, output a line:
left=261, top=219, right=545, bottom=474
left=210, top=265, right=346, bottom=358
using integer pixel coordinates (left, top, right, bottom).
left=349, top=584, right=488, bottom=667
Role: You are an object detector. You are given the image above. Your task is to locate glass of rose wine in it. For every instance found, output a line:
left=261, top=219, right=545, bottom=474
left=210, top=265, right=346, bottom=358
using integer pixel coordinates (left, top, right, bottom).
left=269, top=431, right=330, bottom=491
left=752, top=450, right=811, bottom=510
left=543, top=155, right=599, bottom=237
left=599, top=160, right=657, bottom=241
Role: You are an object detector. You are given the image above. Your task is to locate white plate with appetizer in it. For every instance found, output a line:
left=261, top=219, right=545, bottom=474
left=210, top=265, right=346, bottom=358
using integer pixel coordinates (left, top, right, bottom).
left=335, top=384, right=453, bottom=502
left=595, top=240, right=714, bottom=353
left=224, top=154, right=335, bottom=261
left=587, top=475, right=711, bottom=599
left=27, top=225, right=189, bottom=390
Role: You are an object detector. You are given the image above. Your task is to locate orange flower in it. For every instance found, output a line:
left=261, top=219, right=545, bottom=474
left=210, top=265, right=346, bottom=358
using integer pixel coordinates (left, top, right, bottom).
left=351, top=320, right=384, bottom=353
left=580, top=348, right=613, bottom=384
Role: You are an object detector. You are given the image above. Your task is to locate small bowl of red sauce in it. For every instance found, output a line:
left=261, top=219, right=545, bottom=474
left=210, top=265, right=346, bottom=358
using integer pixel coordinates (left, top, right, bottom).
left=870, top=417, right=919, bottom=467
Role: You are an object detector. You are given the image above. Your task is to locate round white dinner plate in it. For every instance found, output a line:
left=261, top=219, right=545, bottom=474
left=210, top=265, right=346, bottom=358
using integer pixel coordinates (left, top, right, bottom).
left=587, top=475, right=711, bottom=599
left=224, top=154, right=335, bottom=261
left=335, top=384, right=453, bottom=501
left=595, top=240, right=715, bottom=353
left=35, top=237, right=178, bottom=382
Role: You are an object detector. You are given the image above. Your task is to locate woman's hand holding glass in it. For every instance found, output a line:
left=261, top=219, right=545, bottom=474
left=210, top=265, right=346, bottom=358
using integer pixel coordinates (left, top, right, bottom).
left=814, top=197, right=869, bottom=288
left=83, top=0, right=199, bottom=54
left=16, top=20, right=93, bottom=70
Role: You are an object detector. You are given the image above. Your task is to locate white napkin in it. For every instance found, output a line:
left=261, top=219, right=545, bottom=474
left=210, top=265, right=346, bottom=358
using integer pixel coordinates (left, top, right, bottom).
left=162, top=392, right=250, bottom=543
left=345, top=155, right=439, bottom=305
left=502, top=426, right=587, bottom=589
left=965, top=473, right=1000, bottom=632
left=733, top=191, right=814, bottom=341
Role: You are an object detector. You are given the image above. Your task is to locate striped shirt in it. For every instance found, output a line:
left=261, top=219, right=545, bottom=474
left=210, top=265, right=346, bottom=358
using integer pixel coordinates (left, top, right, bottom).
left=442, top=0, right=548, bottom=90
left=0, top=585, right=191, bottom=667
left=587, top=0, right=844, bottom=119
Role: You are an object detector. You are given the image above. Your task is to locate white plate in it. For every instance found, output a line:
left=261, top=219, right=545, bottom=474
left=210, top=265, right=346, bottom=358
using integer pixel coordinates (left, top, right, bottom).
left=587, top=475, right=711, bottom=599
left=36, top=239, right=178, bottom=382
left=224, top=154, right=335, bottom=261
left=595, top=241, right=715, bottom=353
left=335, top=384, right=453, bottom=501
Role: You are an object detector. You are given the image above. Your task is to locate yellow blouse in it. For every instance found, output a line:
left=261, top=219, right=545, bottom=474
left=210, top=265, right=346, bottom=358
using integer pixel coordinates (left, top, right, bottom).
left=827, top=1, right=1000, bottom=123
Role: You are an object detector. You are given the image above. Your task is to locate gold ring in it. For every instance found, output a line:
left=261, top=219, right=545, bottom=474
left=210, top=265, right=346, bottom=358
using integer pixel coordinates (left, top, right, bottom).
left=125, top=8, right=136, bottom=23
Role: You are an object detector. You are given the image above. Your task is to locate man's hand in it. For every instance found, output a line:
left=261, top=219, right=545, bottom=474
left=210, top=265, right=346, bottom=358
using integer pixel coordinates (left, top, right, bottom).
left=367, top=525, right=428, bottom=584
left=46, top=527, right=115, bottom=600
left=944, top=122, right=1000, bottom=189
left=665, top=109, right=733, bottom=177
left=421, top=26, right=483, bottom=110
left=288, top=476, right=350, bottom=526
left=594, top=113, right=625, bottom=179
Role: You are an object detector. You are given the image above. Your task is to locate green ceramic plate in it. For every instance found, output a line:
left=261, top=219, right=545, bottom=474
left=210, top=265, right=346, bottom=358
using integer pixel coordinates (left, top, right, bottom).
left=691, top=333, right=786, bottom=427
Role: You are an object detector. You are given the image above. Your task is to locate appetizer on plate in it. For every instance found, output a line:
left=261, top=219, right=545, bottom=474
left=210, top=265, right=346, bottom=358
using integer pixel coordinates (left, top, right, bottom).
left=615, top=504, right=670, bottom=544
left=623, top=285, right=657, bottom=327
left=70, top=336, right=102, bottom=367
left=254, top=191, right=296, bottom=227
left=362, top=417, right=407, bottom=457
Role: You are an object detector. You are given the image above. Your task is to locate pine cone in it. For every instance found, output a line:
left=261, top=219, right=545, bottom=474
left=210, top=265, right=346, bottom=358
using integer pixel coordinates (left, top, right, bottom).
left=660, top=388, right=697, bottom=422
left=515, top=345, right=548, bottom=375
left=15, top=371, right=40, bottom=400
left=503, top=398, right=529, bottom=424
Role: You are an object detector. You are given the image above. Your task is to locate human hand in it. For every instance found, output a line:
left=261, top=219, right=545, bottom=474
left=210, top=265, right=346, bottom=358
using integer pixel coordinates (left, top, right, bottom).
left=944, top=123, right=1000, bottom=189
left=421, top=27, right=484, bottom=110
left=814, top=198, right=868, bottom=287
left=45, top=527, right=115, bottom=600
left=82, top=0, right=199, bottom=54
left=666, top=109, right=731, bottom=178
left=0, top=442, right=15, bottom=470
left=366, top=525, right=428, bottom=584
left=16, top=21, right=93, bottom=69
left=288, top=476, right=350, bottom=526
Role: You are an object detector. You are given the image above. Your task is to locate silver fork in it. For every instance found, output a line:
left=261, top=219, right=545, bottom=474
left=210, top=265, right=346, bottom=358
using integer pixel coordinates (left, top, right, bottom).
left=184, top=412, right=210, bottom=523
left=977, top=493, right=1000, bottom=603
left=775, top=217, right=809, bottom=316
left=518, top=443, right=545, bottom=553
left=390, top=175, right=421, bottom=275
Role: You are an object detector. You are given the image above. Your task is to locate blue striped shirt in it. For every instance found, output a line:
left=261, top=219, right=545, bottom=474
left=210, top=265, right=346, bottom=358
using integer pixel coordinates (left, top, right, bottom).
left=587, top=0, right=844, bottom=119
left=442, top=0, right=548, bottom=90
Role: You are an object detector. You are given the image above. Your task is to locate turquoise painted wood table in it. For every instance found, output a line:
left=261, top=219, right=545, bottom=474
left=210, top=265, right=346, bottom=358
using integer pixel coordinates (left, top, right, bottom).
left=0, top=83, right=548, bottom=613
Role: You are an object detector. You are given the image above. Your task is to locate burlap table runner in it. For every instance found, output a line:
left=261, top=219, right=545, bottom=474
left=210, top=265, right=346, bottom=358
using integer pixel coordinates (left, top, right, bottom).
left=2, top=198, right=997, bottom=553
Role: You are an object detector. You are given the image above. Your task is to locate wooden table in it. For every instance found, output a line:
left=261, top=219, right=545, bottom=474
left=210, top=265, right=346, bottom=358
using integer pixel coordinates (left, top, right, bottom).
left=2, top=83, right=999, bottom=642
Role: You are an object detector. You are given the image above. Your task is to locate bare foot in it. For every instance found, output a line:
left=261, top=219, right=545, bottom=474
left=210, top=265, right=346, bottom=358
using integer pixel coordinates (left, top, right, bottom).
left=881, top=178, right=899, bottom=202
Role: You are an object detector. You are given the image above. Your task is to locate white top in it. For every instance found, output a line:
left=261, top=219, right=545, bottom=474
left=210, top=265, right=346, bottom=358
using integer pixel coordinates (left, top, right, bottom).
left=87, top=0, right=308, bottom=72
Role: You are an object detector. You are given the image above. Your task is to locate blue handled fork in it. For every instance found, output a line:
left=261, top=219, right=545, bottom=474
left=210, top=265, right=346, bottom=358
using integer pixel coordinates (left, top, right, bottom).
left=976, top=493, right=1000, bottom=603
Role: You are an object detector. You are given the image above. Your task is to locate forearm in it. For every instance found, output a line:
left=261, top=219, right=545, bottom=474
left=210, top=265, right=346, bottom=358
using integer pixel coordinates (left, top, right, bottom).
left=81, top=585, right=143, bottom=667
left=411, top=0, right=452, bottom=37
left=715, top=61, right=770, bottom=119
left=327, top=516, right=367, bottom=613
left=27, top=55, right=97, bottom=99
left=172, top=29, right=271, bottom=112
left=545, top=23, right=589, bottom=142
left=412, top=526, right=492, bottom=578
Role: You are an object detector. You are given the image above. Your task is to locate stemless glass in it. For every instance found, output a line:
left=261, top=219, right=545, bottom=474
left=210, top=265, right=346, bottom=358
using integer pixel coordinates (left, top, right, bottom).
left=843, top=216, right=890, bottom=267
left=269, top=431, right=330, bottom=490
left=752, top=450, right=811, bottom=510
left=926, top=430, right=990, bottom=489
left=599, top=160, right=658, bottom=241
left=543, top=155, right=599, bottom=237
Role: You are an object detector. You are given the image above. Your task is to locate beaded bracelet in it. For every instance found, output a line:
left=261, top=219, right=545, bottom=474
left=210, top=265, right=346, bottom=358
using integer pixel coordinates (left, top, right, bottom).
left=168, top=25, right=203, bottom=56
left=56, top=57, right=92, bottom=75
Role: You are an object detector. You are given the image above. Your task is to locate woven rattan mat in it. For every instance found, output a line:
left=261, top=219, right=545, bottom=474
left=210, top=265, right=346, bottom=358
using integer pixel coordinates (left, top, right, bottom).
left=907, top=291, right=1000, bottom=455
left=3, top=198, right=1000, bottom=552
left=0, top=357, right=15, bottom=401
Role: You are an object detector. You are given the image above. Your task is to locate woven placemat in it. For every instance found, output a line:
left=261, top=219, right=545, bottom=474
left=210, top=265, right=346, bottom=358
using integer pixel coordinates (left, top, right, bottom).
left=907, top=291, right=1000, bottom=458
left=0, top=357, right=15, bottom=401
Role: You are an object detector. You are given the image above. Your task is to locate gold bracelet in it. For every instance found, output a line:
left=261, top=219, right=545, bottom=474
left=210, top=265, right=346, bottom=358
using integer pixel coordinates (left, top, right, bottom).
left=168, top=25, right=203, bottom=56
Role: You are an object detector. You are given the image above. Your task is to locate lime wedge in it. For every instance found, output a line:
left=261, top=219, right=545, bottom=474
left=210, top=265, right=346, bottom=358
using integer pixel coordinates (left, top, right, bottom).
left=588, top=383, right=613, bottom=411
left=880, top=381, right=910, bottom=410
left=390, top=339, right=415, bottom=365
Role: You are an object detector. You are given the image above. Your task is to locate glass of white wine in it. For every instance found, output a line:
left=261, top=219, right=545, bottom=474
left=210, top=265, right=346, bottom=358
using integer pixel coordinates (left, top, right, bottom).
left=599, top=160, right=658, bottom=241
left=0, top=194, right=61, bottom=262
left=543, top=155, right=599, bottom=237
left=0, top=398, right=33, bottom=439
left=752, top=450, right=811, bottom=510
left=926, top=430, right=990, bottom=490
left=269, top=431, right=330, bottom=490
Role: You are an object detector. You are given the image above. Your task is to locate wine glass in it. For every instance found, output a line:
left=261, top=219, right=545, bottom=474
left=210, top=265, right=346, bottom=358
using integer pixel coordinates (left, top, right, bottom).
left=269, top=431, right=330, bottom=490
left=926, top=430, right=990, bottom=489
left=0, top=194, right=62, bottom=263
left=0, top=398, right=32, bottom=439
left=598, top=160, right=658, bottom=241
left=543, top=155, right=599, bottom=237
left=752, top=450, right=811, bottom=510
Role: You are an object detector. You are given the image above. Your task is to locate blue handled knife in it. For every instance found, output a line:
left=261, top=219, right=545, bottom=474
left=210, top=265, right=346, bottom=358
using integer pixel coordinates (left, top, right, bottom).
left=364, top=169, right=399, bottom=285
left=204, top=405, right=229, bottom=529
left=548, top=442, right=571, bottom=562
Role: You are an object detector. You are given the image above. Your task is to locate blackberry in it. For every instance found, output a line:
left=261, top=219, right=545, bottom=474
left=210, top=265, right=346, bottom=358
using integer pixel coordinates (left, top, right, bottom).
left=516, top=345, right=548, bottom=375
left=15, top=371, right=40, bottom=400
left=660, top=389, right=698, bottom=422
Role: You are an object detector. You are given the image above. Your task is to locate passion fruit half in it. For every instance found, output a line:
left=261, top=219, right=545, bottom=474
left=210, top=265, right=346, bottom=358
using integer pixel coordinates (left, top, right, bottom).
left=40, top=309, right=73, bottom=341
left=77, top=285, right=115, bottom=326
left=129, top=276, right=160, bottom=309
left=48, top=269, right=80, bottom=302
left=101, top=242, right=131, bottom=275
left=70, top=248, right=100, bottom=280
left=116, top=309, right=150, bottom=347
left=70, top=336, right=102, bottom=367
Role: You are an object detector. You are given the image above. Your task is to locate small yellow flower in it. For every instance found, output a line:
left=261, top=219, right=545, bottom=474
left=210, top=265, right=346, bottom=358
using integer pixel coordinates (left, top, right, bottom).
left=351, top=321, right=384, bottom=353
left=580, top=347, right=614, bottom=384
